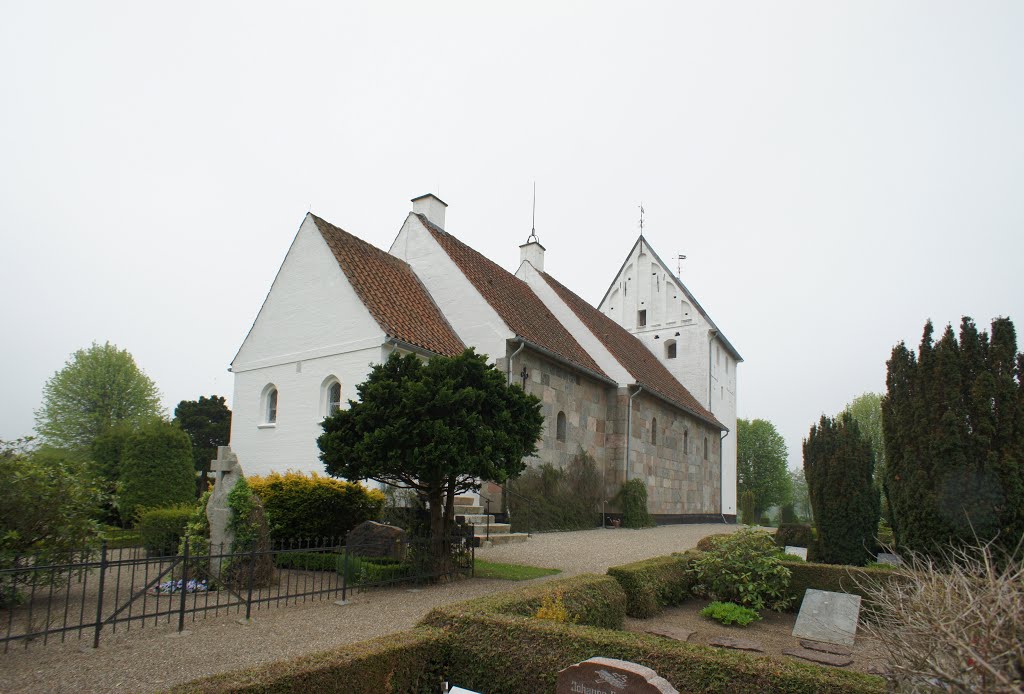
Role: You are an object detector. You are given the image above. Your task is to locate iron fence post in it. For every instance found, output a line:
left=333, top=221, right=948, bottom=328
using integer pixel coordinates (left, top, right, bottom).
left=177, top=537, right=190, bottom=633
left=485, top=498, right=490, bottom=542
left=92, top=542, right=107, bottom=648
left=341, top=545, right=349, bottom=603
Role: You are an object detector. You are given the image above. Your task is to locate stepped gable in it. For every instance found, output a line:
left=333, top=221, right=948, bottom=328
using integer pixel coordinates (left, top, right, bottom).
left=311, top=214, right=465, bottom=357
left=541, top=271, right=724, bottom=430
left=416, top=214, right=609, bottom=379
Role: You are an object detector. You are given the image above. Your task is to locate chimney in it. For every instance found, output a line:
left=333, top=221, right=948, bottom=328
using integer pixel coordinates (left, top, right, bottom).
left=411, top=193, right=447, bottom=229
left=519, top=235, right=546, bottom=272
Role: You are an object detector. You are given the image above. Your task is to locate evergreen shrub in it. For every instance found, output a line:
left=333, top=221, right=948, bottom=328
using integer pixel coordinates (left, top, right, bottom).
left=506, top=449, right=602, bottom=532
left=119, top=421, right=195, bottom=525
left=427, top=613, right=885, bottom=694
left=247, top=471, right=385, bottom=541
left=689, top=527, right=792, bottom=610
left=804, top=413, right=879, bottom=566
left=781, top=560, right=907, bottom=612
left=167, top=628, right=445, bottom=694
left=740, top=490, right=756, bottom=525
left=695, top=533, right=731, bottom=552
left=774, top=523, right=814, bottom=552
left=883, top=317, right=1024, bottom=558
left=424, top=574, right=627, bottom=631
left=616, top=478, right=654, bottom=529
left=606, top=554, right=696, bottom=618
left=137, top=505, right=195, bottom=556
left=780, top=503, right=797, bottom=524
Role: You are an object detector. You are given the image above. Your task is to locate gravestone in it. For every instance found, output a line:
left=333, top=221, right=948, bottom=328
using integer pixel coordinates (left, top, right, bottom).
left=784, top=546, right=808, bottom=560
left=792, top=589, right=861, bottom=647
left=876, top=552, right=903, bottom=566
left=556, top=657, right=678, bottom=694
left=346, top=521, right=407, bottom=559
left=207, top=446, right=243, bottom=579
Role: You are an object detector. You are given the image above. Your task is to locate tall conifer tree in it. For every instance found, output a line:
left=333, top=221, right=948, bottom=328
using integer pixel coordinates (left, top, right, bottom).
left=882, top=317, right=1024, bottom=556
left=803, top=413, right=879, bottom=566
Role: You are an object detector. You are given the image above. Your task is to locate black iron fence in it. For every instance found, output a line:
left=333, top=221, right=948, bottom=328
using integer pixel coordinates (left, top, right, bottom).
left=0, top=534, right=473, bottom=652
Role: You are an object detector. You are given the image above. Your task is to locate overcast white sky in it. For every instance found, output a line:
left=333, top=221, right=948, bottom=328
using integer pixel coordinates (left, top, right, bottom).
left=2, top=2, right=1022, bottom=469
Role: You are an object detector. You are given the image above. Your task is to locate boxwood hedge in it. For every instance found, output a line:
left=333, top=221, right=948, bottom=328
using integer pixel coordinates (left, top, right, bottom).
left=423, top=573, right=626, bottom=630
left=169, top=628, right=445, bottom=693
left=606, top=553, right=696, bottom=618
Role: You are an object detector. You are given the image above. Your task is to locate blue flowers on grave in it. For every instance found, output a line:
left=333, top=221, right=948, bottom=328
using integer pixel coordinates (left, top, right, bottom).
left=154, top=578, right=209, bottom=594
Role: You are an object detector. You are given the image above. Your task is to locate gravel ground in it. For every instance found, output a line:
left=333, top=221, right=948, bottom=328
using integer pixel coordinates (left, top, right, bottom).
left=0, top=523, right=736, bottom=694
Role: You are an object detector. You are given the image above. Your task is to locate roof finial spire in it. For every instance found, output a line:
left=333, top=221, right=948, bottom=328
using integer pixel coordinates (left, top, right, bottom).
left=526, top=181, right=540, bottom=244
left=639, top=203, right=645, bottom=237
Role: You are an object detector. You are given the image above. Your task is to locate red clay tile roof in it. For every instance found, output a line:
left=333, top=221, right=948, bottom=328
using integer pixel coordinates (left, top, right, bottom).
left=540, top=271, right=724, bottom=429
left=311, top=214, right=465, bottom=357
left=415, top=214, right=609, bottom=379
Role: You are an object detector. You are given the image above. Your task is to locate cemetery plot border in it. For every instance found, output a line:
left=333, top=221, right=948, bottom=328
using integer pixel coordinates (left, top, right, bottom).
left=0, top=535, right=473, bottom=652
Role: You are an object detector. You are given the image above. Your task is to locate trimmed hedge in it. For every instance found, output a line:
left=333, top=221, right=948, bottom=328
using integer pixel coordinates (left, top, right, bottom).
left=247, top=471, right=385, bottom=541
left=774, top=524, right=814, bottom=552
left=782, top=560, right=906, bottom=611
left=119, top=421, right=196, bottom=524
left=168, top=627, right=445, bottom=693
left=423, top=574, right=626, bottom=630
left=434, top=612, right=885, bottom=693
left=695, top=533, right=731, bottom=552
left=137, top=505, right=195, bottom=556
left=606, top=554, right=696, bottom=618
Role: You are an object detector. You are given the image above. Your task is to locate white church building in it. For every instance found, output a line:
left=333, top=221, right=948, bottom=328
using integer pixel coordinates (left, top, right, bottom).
left=229, top=194, right=741, bottom=522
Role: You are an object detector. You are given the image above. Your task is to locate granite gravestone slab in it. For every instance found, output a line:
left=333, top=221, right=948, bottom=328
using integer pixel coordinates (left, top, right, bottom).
left=876, top=552, right=903, bottom=566
left=346, top=521, right=407, bottom=559
left=784, top=546, right=808, bottom=560
left=792, top=589, right=862, bottom=647
left=556, top=657, right=678, bottom=694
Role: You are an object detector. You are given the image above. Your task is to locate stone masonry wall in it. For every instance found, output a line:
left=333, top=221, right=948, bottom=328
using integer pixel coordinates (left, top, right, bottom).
left=617, top=390, right=722, bottom=516
left=511, top=347, right=720, bottom=518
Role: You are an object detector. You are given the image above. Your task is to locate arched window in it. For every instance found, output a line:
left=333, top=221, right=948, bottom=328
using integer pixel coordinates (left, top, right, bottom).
left=684, top=430, right=689, bottom=454
left=321, top=376, right=342, bottom=417
left=665, top=339, right=677, bottom=359
left=703, top=436, right=709, bottom=460
left=556, top=411, right=567, bottom=442
left=262, top=385, right=278, bottom=424
left=651, top=418, right=657, bottom=445
left=328, top=382, right=341, bottom=415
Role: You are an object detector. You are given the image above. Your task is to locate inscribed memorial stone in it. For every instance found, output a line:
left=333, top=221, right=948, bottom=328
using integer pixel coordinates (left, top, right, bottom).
left=792, top=589, right=861, bottom=647
left=556, top=657, right=678, bottom=694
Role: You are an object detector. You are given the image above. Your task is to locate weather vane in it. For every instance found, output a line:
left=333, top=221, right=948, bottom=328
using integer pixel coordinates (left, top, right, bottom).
left=639, top=204, right=645, bottom=236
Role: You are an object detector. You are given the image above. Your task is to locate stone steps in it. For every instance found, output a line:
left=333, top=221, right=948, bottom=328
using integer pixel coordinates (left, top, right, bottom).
left=453, top=496, right=529, bottom=546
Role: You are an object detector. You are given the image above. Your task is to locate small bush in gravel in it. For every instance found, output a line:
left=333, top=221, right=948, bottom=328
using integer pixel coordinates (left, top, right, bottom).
left=695, top=533, right=731, bottom=552
left=689, top=527, right=791, bottom=610
left=699, top=601, right=761, bottom=626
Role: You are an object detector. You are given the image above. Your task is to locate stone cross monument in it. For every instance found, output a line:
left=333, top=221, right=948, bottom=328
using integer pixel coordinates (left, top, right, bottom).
left=207, top=446, right=243, bottom=579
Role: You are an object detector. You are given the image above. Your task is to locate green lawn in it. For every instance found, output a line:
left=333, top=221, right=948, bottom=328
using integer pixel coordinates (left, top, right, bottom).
left=474, top=559, right=560, bottom=581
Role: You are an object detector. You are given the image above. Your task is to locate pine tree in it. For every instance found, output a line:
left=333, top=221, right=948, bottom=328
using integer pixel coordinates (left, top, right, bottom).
left=803, top=413, right=879, bottom=566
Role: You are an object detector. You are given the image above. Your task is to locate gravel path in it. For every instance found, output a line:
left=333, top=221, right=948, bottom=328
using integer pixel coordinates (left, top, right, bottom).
left=0, top=524, right=736, bottom=693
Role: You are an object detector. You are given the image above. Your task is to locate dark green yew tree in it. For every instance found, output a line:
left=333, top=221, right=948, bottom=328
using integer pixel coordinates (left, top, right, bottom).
left=803, top=413, right=879, bottom=565
left=174, top=395, right=232, bottom=497
left=882, top=317, right=1024, bottom=556
left=318, top=349, right=543, bottom=546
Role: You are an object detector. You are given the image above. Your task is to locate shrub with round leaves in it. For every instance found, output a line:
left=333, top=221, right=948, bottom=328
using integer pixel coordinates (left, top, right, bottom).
left=689, top=526, right=792, bottom=610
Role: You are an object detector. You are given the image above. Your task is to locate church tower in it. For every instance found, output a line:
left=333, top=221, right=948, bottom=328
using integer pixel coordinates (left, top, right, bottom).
left=597, top=236, right=742, bottom=518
